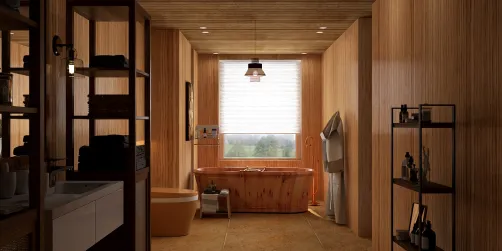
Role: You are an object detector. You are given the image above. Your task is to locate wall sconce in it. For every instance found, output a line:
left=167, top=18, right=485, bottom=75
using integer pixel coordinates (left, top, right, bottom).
left=52, top=35, right=83, bottom=78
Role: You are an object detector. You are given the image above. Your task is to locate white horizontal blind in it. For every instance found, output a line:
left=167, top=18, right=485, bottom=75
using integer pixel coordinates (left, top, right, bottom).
left=220, top=60, right=301, bottom=134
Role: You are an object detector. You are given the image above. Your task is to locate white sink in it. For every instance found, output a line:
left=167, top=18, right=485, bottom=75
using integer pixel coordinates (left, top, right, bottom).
left=53, top=182, right=107, bottom=195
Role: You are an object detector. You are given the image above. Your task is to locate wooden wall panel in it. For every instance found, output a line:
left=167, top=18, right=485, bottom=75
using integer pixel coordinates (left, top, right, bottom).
left=45, top=0, right=66, bottom=164
left=372, top=0, right=501, bottom=250
left=321, top=18, right=372, bottom=237
left=178, top=33, right=192, bottom=188
left=196, top=54, right=323, bottom=200
left=151, top=29, right=180, bottom=187
left=151, top=29, right=195, bottom=188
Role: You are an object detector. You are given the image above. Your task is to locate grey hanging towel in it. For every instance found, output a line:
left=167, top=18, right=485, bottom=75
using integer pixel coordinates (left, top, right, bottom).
left=320, top=111, right=347, bottom=225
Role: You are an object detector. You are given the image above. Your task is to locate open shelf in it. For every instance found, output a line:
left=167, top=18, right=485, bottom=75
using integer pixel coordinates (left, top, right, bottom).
left=393, top=178, right=453, bottom=194
left=0, top=208, right=36, bottom=247
left=393, top=122, right=454, bottom=129
left=10, top=68, right=29, bottom=76
left=66, top=166, right=149, bottom=183
left=0, top=105, right=37, bottom=114
left=75, top=67, right=149, bottom=78
left=73, top=115, right=149, bottom=120
left=393, top=237, right=444, bottom=251
left=0, top=6, right=38, bottom=30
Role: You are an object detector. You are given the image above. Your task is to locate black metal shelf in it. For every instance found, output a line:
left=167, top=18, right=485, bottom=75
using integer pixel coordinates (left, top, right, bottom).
left=75, top=67, right=149, bottom=78
left=391, top=104, right=456, bottom=251
left=0, top=6, right=38, bottom=30
left=392, top=237, right=445, bottom=251
left=65, top=1, right=151, bottom=249
left=392, top=122, right=454, bottom=129
left=393, top=178, right=453, bottom=194
left=0, top=105, right=37, bottom=114
left=73, top=115, right=149, bottom=120
left=10, top=67, right=29, bottom=76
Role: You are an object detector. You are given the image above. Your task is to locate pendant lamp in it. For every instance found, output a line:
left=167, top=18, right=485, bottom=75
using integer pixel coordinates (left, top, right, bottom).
left=245, top=20, right=265, bottom=81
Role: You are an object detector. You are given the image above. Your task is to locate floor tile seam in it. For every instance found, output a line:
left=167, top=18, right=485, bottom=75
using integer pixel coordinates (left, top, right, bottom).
left=303, top=213, right=326, bottom=250
left=221, top=218, right=231, bottom=250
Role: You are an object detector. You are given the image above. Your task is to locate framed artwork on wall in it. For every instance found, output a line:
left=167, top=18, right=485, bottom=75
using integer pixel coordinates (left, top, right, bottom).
left=185, top=81, right=194, bottom=141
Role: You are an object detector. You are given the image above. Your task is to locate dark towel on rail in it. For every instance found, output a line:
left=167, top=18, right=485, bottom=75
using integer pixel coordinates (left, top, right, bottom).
left=89, top=55, right=129, bottom=68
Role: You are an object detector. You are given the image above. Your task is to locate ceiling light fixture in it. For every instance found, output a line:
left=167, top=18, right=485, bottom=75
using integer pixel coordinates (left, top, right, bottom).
left=317, top=31, right=324, bottom=34
left=200, top=26, right=207, bottom=29
left=213, top=52, right=219, bottom=55
left=202, top=31, right=209, bottom=34
left=319, top=27, right=327, bottom=29
left=301, top=53, right=307, bottom=55
left=245, top=20, right=265, bottom=82
left=10, top=32, right=14, bottom=35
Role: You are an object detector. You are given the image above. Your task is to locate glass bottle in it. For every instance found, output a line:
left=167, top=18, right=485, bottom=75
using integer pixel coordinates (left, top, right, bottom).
left=411, top=222, right=419, bottom=246
left=421, top=220, right=436, bottom=250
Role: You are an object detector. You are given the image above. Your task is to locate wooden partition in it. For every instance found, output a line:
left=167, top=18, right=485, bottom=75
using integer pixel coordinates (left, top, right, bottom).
left=151, top=29, right=197, bottom=189
left=196, top=54, right=324, bottom=200
left=322, top=18, right=372, bottom=238
left=372, top=0, right=501, bottom=250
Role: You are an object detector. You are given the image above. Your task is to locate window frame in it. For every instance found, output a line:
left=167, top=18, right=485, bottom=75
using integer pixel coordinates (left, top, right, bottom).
left=218, top=60, right=302, bottom=160
left=219, top=133, right=302, bottom=160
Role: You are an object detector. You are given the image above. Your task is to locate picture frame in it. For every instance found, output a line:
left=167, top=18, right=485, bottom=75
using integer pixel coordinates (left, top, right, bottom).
left=408, top=203, right=428, bottom=234
left=185, top=81, right=194, bottom=141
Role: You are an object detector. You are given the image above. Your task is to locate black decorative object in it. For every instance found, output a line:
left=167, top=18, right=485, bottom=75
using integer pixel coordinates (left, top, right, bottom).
left=185, top=81, right=194, bottom=141
left=391, top=104, right=456, bottom=251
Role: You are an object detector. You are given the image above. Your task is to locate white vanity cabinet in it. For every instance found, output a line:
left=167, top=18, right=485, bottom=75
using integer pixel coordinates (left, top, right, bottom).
left=45, top=181, right=124, bottom=251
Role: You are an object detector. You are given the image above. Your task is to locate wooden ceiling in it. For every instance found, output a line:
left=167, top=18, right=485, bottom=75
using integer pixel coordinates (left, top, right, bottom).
left=139, top=0, right=372, bottom=54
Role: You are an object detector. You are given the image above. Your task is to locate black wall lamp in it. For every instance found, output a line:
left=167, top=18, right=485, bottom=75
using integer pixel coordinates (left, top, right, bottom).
left=52, top=35, right=83, bottom=77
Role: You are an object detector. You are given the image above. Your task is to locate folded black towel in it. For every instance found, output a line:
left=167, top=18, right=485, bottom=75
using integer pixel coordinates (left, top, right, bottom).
left=89, top=55, right=129, bottom=68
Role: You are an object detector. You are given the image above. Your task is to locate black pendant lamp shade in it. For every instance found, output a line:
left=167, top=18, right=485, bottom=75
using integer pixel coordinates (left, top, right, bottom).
left=245, top=58, right=266, bottom=77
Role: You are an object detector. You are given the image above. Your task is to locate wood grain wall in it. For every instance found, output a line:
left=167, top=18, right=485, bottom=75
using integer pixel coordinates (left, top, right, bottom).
left=196, top=54, right=324, bottom=200
left=372, top=0, right=501, bottom=250
left=151, top=29, right=196, bottom=188
left=321, top=18, right=372, bottom=238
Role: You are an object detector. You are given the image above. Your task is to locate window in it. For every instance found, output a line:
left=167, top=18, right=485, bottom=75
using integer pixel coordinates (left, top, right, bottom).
left=219, top=60, right=301, bottom=159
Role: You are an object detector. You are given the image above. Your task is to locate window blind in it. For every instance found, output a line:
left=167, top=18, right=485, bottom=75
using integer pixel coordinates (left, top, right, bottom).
left=219, top=60, right=301, bottom=134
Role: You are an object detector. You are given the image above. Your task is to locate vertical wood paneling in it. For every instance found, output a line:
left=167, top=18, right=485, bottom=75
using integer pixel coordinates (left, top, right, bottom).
left=196, top=54, right=324, bottom=200
left=151, top=29, right=180, bottom=188
left=373, top=0, right=501, bottom=250
left=151, top=30, right=195, bottom=188
left=321, top=18, right=372, bottom=237
left=196, top=54, right=219, bottom=168
left=178, top=32, right=192, bottom=188
left=45, top=0, right=66, bottom=163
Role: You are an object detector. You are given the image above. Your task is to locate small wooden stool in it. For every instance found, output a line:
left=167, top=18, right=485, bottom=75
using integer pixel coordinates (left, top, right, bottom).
left=200, top=189, right=231, bottom=219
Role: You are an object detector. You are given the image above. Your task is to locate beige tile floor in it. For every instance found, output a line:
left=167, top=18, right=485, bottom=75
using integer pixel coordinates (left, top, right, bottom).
left=152, top=205, right=371, bottom=251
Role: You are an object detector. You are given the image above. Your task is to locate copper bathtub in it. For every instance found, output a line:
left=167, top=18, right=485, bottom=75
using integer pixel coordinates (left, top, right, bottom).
left=194, top=167, right=313, bottom=213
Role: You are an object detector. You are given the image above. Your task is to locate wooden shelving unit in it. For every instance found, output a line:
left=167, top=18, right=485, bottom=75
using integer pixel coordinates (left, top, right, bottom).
left=0, top=1, right=46, bottom=250
left=65, top=0, right=151, bottom=250
left=390, top=104, right=456, bottom=251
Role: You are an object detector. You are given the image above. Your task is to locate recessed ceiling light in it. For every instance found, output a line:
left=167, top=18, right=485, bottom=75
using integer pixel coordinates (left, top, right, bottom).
left=10, top=32, right=14, bottom=35
left=202, top=31, right=209, bottom=34
left=213, top=52, right=219, bottom=55
left=301, top=52, right=307, bottom=55
left=200, top=27, right=207, bottom=29
left=319, top=27, right=327, bottom=29
left=316, top=31, right=324, bottom=34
